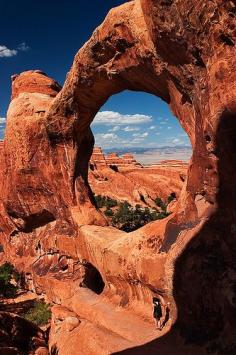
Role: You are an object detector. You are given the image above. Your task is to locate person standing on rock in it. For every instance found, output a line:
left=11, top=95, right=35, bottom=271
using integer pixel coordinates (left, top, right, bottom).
left=153, top=297, right=163, bottom=330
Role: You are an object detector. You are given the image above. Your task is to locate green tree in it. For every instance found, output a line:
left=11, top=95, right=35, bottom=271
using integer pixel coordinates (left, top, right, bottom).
left=0, top=262, right=20, bottom=298
left=155, top=197, right=165, bottom=209
left=24, top=301, right=51, bottom=326
left=104, top=207, right=114, bottom=217
left=105, top=197, right=118, bottom=208
left=167, top=192, right=176, bottom=204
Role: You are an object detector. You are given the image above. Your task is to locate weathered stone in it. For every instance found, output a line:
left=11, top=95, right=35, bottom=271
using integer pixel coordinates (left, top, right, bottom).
left=65, top=317, right=80, bottom=332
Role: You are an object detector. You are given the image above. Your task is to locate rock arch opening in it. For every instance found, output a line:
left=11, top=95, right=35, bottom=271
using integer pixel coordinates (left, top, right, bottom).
left=88, top=90, right=192, bottom=231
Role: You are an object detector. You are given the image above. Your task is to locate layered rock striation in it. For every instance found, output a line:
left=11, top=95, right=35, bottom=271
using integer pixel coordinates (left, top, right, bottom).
left=0, top=1, right=236, bottom=354
left=90, top=147, right=142, bottom=169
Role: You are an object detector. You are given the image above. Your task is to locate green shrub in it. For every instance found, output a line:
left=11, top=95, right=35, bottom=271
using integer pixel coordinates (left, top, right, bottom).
left=105, top=197, right=117, bottom=208
left=94, top=195, right=118, bottom=209
left=0, top=262, right=14, bottom=284
left=104, top=208, right=114, bottom=217
left=0, top=262, right=19, bottom=298
left=156, top=211, right=170, bottom=219
left=155, top=197, right=165, bottom=209
left=24, top=301, right=51, bottom=326
left=94, top=195, right=105, bottom=208
left=112, top=202, right=166, bottom=232
left=94, top=194, right=171, bottom=233
left=167, top=192, right=176, bottom=204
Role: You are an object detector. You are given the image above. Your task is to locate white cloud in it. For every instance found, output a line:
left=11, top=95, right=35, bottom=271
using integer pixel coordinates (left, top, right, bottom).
left=0, top=43, right=30, bottom=58
left=0, top=117, right=6, bottom=124
left=130, top=138, right=145, bottom=144
left=0, top=45, right=17, bottom=58
left=172, top=138, right=181, bottom=144
left=132, top=132, right=148, bottom=138
left=94, top=133, right=120, bottom=147
left=17, top=42, right=30, bottom=51
left=93, top=111, right=152, bottom=125
left=108, top=125, right=120, bottom=132
left=166, top=137, right=185, bottom=145
left=122, top=126, right=140, bottom=132
left=95, top=132, right=149, bottom=148
left=156, top=132, right=160, bottom=135
left=100, top=133, right=118, bottom=140
left=167, top=126, right=172, bottom=129
left=149, top=125, right=156, bottom=130
left=160, top=121, right=167, bottom=125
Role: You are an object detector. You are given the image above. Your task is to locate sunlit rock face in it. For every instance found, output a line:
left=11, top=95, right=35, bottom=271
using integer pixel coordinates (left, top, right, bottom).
left=89, top=146, right=187, bottom=207
left=0, top=0, right=236, bottom=354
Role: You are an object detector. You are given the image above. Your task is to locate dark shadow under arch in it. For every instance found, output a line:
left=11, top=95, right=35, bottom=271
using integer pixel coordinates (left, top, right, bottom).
left=113, top=109, right=236, bottom=354
left=82, top=262, right=105, bottom=295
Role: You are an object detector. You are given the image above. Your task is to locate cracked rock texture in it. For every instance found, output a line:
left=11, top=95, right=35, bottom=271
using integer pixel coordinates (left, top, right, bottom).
left=0, top=0, right=236, bottom=354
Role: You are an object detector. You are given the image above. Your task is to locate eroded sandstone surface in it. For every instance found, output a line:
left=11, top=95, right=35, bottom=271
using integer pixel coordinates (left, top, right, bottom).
left=0, top=0, right=236, bottom=354
left=89, top=146, right=187, bottom=207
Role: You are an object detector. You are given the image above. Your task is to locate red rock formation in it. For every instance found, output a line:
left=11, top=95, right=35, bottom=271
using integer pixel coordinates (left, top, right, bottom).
left=105, top=152, right=121, bottom=166
left=90, top=147, right=142, bottom=170
left=121, top=153, right=141, bottom=167
left=11, top=70, right=61, bottom=100
left=88, top=148, right=187, bottom=207
left=90, top=146, right=107, bottom=168
left=0, top=0, right=236, bottom=354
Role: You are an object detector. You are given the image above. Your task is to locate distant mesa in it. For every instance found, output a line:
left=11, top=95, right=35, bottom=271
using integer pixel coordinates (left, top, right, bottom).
left=90, top=146, right=142, bottom=170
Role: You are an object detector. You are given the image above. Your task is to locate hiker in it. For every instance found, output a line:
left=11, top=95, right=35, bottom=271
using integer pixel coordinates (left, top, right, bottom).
left=153, top=297, right=163, bottom=330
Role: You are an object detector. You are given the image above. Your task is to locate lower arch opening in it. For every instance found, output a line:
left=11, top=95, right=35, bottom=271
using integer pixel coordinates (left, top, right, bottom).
left=82, top=262, right=105, bottom=295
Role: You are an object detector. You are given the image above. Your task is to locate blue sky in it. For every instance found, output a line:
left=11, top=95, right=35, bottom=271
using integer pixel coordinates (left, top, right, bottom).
left=0, top=0, right=190, bottom=149
left=92, top=91, right=190, bottom=148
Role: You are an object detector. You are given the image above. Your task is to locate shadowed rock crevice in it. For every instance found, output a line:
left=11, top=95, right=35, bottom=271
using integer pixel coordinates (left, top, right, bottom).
left=82, top=263, right=105, bottom=295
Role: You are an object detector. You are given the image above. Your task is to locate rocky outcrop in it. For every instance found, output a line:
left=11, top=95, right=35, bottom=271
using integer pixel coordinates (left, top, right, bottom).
left=90, top=147, right=107, bottom=168
left=89, top=147, right=186, bottom=207
left=90, top=147, right=142, bottom=169
left=0, top=312, right=48, bottom=354
left=89, top=149, right=187, bottom=207
left=105, top=152, right=142, bottom=168
left=0, top=0, right=236, bottom=354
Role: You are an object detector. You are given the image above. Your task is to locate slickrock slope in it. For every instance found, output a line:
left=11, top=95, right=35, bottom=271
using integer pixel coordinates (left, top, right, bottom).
left=89, top=147, right=187, bottom=207
left=0, top=0, right=236, bottom=354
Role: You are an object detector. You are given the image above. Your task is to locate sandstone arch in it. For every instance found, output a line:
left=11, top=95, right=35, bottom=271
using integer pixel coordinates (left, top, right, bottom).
left=0, top=0, right=236, bottom=353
